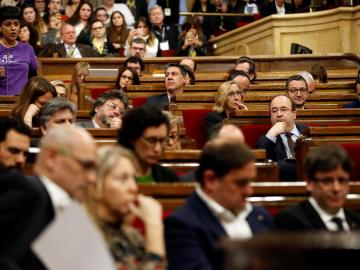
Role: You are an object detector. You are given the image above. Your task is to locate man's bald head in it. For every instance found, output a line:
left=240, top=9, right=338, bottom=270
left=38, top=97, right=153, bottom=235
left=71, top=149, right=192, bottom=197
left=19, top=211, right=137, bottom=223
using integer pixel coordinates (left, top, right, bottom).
left=209, top=123, right=245, bottom=143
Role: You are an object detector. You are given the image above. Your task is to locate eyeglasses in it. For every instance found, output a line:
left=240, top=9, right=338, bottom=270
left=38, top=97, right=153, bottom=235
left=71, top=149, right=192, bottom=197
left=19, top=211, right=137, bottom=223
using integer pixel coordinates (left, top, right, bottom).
left=227, top=90, right=244, bottom=98
left=288, top=88, right=308, bottom=94
left=141, top=136, right=168, bottom=148
left=314, top=177, right=349, bottom=186
left=107, top=102, right=124, bottom=113
left=271, top=107, right=293, bottom=114
left=121, top=75, right=133, bottom=81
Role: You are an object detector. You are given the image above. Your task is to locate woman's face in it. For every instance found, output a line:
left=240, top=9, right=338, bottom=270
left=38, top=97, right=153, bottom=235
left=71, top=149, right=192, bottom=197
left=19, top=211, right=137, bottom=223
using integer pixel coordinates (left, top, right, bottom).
left=136, top=21, right=148, bottom=36
left=101, top=157, right=138, bottom=217
left=19, top=26, right=30, bottom=43
left=112, top=13, right=123, bottom=27
left=76, top=68, right=89, bottom=83
left=55, top=85, right=67, bottom=97
left=119, top=69, right=134, bottom=89
left=91, top=21, right=105, bottom=39
left=34, top=91, right=54, bottom=108
left=23, top=7, right=36, bottom=24
left=1, top=19, right=20, bottom=42
left=225, top=83, right=244, bottom=112
left=96, top=10, right=108, bottom=24
left=79, top=4, right=92, bottom=21
left=166, top=125, right=179, bottom=150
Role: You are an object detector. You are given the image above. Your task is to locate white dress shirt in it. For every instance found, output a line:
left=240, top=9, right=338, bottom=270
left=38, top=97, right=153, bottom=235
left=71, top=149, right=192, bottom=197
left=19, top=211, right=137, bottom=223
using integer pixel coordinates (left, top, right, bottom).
left=308, top=197, right=350, bottom=231
left=65, top=44, right=82, bottom=58
left=196, top=187, right=253, bottom=239
left=275, top=3, right=286, bottom=15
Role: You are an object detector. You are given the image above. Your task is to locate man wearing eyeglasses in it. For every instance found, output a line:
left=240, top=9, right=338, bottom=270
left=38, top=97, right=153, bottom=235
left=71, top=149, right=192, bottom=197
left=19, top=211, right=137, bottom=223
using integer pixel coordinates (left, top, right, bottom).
left=0, top=126, right=97, bottom=269
left=78, top=90, right=128, bottom=129
left=256, top=95, right=307, bottom=181
left=128, top=37, right=147, bottom=58
left=274, top=144, right=360, bottom=231
left=0, top=117, right=31, bottom=171
left=165, top=139, right=273, bottom=270
left=286, top=75, right=309, bottom=109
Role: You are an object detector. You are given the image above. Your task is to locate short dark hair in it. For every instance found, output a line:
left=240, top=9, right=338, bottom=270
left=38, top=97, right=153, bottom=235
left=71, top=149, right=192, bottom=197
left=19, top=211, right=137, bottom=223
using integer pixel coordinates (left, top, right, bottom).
left=304, top=144, right=352, bottom=181
left=236, top=56, right=256, bottom=81
left=131, top=37, right=146, bottom=46
left=117, top=105, right=170, bottom=150
left=196, top=140, right=255, bottom=185
left=115, top=66, right=140, bottom=89
left=181, top=65, right=195, bottom=85
left=228, top=70, right=250, bottom=82
left=0, top=117, right=31, bottom=142
left=38, top=98, right=77, bottom=129
left=165, top=63, right=187, bottom=78
left=91, top=90, right=129, bottom=117
left=0, top=6, right=20, bottom=25
left=269, top=94, right=296, bottom=111
left=124, top=56, right=145, bottom=72
left=285, top=75, right=308, bottom=92
left=310, top=64, right=328, bottom=83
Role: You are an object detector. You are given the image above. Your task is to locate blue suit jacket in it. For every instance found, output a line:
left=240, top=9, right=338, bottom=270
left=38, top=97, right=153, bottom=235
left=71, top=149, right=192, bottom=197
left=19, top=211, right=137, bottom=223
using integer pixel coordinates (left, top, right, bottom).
left=165, top=191, right=273, bottom=270
left=146, top=94, right=169, bottom=110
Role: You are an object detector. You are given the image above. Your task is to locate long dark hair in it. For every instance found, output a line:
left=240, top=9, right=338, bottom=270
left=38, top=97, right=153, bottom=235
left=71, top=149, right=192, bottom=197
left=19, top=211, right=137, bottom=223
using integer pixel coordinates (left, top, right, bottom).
left=115, top=66, right=140, bottom=90
left=107, top=11, right=128, bottom=46
left=68, top=0, right=93, bottom=25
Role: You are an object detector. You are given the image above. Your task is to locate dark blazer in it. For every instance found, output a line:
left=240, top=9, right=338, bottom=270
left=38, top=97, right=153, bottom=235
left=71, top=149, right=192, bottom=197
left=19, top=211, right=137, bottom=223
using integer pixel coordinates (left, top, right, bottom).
left=274, top=200, right=360, bottom=231
left=260, top=1, right=294, bottom=17
left=55, top=43, right=95, bottom=58
left=165, top=192, right=273, bottom=270
left=152, top=164, right=179, bottom=182
left=151, top=24, right=179, bottom=54
left=146, top=93, right=169, bottom=110
left=0, top=171, right=54, bottom=270
left=77, top=119, right=95, bottom=128
left=204, top=111, right=227, bottom=139
left=343, top=100, right=360, bottom=108
left=116, top=0, right=147, bottom=19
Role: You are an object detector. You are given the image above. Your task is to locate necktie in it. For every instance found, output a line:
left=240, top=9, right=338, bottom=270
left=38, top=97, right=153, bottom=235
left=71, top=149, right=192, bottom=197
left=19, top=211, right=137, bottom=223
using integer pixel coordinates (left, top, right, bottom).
left=331, top=217, right=345, bottom=231
left=286, top=133, right=296, bottom=158
left=67, top=46, right=75, bottom=58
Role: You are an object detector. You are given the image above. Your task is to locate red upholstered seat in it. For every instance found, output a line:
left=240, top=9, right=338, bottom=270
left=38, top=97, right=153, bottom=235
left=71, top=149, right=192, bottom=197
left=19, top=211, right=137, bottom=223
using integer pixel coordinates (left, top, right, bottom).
left=89, top=88, right=112, bottom=100
left=242, top=124, right=271, bottom=149
left=132, top=96, right=148, bottom=107
left=341, top=143, right=360, bottom=181
left=182, top=109, right=212, bottom=149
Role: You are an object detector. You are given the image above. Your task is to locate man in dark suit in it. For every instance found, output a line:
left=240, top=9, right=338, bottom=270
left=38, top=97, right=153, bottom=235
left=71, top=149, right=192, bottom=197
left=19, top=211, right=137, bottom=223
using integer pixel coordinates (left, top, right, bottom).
left=165, top=139, right=273, bottom=270
left=0, top=126, right=97, bottom=269
left=55, top=24, right=94, bottom=58
left=275, top=144, right=360, bottom=231
left=256, top=95, right=307, bottom=181
left=0, top=117, right=31, bottom=171
left=146, top=63, right=187, bottom=110
left=260, top=0, right=294, bottom=17
left=78, top=90, right=128, bottom=129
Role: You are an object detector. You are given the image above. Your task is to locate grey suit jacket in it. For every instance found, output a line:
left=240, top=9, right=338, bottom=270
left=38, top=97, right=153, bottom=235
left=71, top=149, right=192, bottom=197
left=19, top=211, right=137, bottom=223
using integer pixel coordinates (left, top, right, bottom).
left=146, top=94, right=169, bottom=110
left=56, top=43, right=95, bottom=58
left=77, top=120, right=95, bottom=128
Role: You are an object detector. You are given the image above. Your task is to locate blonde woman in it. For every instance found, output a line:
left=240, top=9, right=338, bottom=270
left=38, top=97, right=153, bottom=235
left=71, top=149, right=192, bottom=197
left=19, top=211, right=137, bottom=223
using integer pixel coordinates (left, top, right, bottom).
left=204, top=80, right=248, bottom=138
left=69, top=62, right=90, bottom=105
left=86, top=146, right=166, bottom=269
left=163, top=111, right=181, bottom=150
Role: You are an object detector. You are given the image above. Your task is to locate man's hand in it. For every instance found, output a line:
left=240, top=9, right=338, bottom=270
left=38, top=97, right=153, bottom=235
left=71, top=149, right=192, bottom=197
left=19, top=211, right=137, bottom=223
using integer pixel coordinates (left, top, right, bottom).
left=267, top=121, right=287, bottom=137
left=109, top=117, right=122, bottom=129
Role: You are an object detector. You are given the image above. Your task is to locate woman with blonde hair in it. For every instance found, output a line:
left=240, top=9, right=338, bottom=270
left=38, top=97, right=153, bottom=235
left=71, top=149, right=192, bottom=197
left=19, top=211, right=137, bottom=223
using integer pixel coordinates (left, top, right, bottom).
left=50, top=80, right=70, bottom=98
left=163, top=111, right=181, bottom=150
left=12, top=76, right=57, bottom=127
left=204, top=80, right=248, bottom=138
left=69, top=62, right=90, bottom=105
left=86, top=145, right=166, bottom=269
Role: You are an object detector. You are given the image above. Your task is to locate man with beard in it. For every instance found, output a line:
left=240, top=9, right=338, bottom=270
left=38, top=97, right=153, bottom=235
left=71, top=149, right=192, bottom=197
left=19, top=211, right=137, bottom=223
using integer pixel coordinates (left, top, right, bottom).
left=286, top=75, right=309, bottom=110
left=146, top=63, right=187, bottom=110
left=78, top=90, right=128, bottom=129
left=0, top=117, right=31, bottom=171
left=256, top=95, right=307, bottom=181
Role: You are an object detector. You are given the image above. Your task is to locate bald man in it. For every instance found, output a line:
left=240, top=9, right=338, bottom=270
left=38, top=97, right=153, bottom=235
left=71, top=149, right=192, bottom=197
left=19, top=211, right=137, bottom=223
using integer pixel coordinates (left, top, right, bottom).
left=0, top=126, right=97, bottom=270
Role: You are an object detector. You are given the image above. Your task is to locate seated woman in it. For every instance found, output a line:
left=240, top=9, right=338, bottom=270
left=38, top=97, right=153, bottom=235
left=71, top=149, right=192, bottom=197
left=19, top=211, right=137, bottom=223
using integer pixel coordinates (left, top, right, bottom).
left=50, top=80, right=69, bottom=98
left=12, top=76, right=57, bottom=127
left=68, top=1, right=93, bottom=44
left=163, top=111, right=181, bottom=150
left=86, top=145, right=166, bottom=269
left=115, top=66, right=140, bottom=92
left=90, top=19, right=117, bottom=56
left=343, top=77, right=360, bottom=108
left=69, top=62, right=90, bottom=105
left=118, top=105, right=179, bottom=183
left=41, top=12, right=63, bottom=46
left=19, top=23, right=40, bottom=55
left=204, top=80, right=248, bottom=138
left=125, top=17, right=159, bottom=57
left=21, top=4, right=47, bottom=46
left=176, top=18, right=208, bottom=56
left=107, top=11, right=129, bottom=56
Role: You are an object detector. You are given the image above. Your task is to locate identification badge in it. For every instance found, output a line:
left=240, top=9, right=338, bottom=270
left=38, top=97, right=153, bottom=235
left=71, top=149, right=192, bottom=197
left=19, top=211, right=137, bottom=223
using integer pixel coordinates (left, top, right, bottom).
left=160, top=41, right=170, bottom=51
left=164, top=8, right=171, bottom=16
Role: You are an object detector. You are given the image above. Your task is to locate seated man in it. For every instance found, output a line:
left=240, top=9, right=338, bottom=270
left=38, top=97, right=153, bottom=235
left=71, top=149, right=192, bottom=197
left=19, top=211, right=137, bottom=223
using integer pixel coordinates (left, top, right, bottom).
left=146, top=63, right=187, bottom=110
left=127, top=37, right=147, bottom=58
left=0, top=117, right=31, bottom=171
left=256, top=95, right=307, bottom=181
left=298, top=71, right=316, bottom=93
left=234, top=56, right=256, bottom=83
left=179, top=57, right=196, bottom=73
left=228, top=70, right=251, bottom=93
left=285, top=75, right=309, bottom=109
left=38, top=97, right=77, bottom=136
left=260, top=0, right=294, bottom=17
left=275, top=144, right=360, bottom=231
left=78, top=90, right=128, bottom=129
left=165, top=139, right=273, bottom=270
left=124, top=56, right=145, bottom=76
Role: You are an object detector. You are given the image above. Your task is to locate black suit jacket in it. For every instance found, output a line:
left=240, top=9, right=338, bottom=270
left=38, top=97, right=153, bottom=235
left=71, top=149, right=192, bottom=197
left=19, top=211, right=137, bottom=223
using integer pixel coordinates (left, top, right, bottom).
left=55, top=43, right=95, bottom=58
left=0, top=171, right=54, bottom=270
left=260, top=1, right=294, bottom=17
left=146, top=93, right=169, bottom=110
left=152, top=164, right=179, bottom=182
left=204, top=111, right=227, bottom=139
left=116, top=0, right=147, bottom=19
left=274, top=200, right=360, bottom=231
left=151, top=24, right=179, bottom=53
